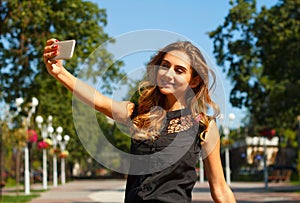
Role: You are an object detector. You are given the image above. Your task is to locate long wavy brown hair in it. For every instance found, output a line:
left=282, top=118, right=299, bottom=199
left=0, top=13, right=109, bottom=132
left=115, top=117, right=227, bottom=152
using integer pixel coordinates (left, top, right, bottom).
left=131, top=41, right=219, bottom=141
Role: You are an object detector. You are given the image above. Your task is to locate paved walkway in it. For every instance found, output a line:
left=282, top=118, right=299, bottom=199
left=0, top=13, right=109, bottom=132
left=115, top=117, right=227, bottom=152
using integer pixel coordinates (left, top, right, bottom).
left=3, top=179, right=300, bottom=203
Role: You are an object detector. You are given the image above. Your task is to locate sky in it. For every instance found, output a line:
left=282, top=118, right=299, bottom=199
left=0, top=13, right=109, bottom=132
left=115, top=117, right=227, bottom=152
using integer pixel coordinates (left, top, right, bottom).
left=89, top=0, right=276, bottom=129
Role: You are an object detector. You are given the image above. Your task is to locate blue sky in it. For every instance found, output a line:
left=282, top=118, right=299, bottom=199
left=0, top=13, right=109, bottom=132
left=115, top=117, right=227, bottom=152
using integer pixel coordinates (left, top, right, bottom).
left=91, top=0, right=277, bottom=128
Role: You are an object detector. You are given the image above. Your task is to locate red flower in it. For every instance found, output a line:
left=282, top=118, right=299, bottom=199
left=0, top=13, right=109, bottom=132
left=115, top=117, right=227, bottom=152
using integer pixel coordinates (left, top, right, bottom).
left=37, top=140, right=49, bottom=150
left=27, top=129, right=38, bottom=143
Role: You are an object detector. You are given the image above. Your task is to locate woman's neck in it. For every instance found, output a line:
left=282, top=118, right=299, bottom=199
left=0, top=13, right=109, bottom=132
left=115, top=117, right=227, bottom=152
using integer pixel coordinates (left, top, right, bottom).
left=165, top=95, right=188, bottom=111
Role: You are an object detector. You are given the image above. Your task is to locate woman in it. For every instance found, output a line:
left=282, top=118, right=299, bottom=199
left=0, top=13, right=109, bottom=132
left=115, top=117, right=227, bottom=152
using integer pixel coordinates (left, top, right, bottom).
left=43, top=39, right=236, bottom=202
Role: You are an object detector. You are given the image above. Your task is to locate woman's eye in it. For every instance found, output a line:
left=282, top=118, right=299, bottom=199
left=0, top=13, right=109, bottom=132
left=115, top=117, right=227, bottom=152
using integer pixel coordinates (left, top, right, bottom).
left=175, top=68, right=184, bottom=74
left=160, top=63, right=169, bottom=69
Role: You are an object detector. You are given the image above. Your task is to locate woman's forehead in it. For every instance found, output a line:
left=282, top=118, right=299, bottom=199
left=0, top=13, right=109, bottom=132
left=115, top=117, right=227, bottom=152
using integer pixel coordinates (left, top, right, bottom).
left=163, top=50, right=191, bottom=67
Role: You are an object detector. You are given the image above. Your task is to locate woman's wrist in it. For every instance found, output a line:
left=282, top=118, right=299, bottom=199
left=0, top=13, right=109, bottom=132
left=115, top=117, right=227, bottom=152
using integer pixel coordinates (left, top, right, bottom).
left=55, top=67, right=76, bottom=92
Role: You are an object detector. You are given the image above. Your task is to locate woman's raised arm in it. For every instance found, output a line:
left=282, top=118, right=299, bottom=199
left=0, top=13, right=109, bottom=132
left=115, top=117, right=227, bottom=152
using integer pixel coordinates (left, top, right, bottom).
left=43, top=38, right=134, bottom=123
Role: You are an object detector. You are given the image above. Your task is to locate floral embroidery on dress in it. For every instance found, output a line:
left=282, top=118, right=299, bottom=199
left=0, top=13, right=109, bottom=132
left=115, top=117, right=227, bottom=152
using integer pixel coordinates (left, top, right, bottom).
left=167, top=115, right=194, bottom=134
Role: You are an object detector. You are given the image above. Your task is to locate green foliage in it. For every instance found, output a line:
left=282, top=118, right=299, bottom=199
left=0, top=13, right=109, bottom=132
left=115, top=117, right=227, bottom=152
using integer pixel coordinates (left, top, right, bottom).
left=281, top=128, right=297, bottom=148
left=209, top=0, right=300, bottom=131
left=113, top=126, right=131, bottom=153
left=4, top=177, right=17, bottom=187
left=0, top=0, right=128, bottom=169
left=124, top=77, right=144, bottom=103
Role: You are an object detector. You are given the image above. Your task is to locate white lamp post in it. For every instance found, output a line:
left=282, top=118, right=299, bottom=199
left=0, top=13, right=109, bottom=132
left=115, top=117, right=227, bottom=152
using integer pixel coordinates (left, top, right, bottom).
left=57, top=134, right=70, bottom=185
left=223, top=127, right=231, bottom=185
left=35, top=115, right=53, bottom=190
left=15, top=98, right=24, bottom=112
left=15, top=97, right=39, bottom=195
left=223, top=113, right=235, bottom=186
left=199, top=156, right=204, bottom=183
left=48, top=126, right=63, bottom=187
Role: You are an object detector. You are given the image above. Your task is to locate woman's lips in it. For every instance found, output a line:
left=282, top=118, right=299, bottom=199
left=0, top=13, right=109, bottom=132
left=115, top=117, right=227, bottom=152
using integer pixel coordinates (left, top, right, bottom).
left=160, top=79, right=174, bottom=87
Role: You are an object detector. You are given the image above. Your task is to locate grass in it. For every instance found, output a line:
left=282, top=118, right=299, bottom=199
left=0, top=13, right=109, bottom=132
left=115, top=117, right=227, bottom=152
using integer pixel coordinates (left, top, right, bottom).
left=0, top=194, right=40, bottom=203
left=291, top=181, right=300, bottom=185
left=0, top=187, right=47, bottom=203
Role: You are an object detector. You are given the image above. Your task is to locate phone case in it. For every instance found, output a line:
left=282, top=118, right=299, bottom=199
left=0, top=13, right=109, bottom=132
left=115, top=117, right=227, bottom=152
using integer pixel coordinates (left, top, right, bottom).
left=52, top=40, right=76, bottom=60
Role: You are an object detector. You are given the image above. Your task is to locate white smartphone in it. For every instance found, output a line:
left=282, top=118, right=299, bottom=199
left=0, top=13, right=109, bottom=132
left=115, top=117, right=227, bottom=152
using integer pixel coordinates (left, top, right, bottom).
left=52, top=40, right=76, bottom=60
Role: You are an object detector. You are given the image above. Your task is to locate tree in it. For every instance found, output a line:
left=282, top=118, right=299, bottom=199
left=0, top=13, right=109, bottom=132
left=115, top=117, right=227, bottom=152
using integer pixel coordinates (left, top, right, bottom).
left=1, top=0, right=125, bottom=170
left=1, top=0, right=125, bottom=100
left=209, top=0, right=300, bottom=131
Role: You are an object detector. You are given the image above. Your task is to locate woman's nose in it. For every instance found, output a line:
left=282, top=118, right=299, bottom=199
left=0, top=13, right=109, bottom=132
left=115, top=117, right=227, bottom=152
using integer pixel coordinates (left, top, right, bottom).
left=165, top=68, right=175, bottom=79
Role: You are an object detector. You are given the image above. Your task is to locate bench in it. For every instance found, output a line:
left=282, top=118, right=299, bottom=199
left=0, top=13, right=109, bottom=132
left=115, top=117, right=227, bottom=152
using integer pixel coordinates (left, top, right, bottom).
left=268, top=169, right=292, bottom=182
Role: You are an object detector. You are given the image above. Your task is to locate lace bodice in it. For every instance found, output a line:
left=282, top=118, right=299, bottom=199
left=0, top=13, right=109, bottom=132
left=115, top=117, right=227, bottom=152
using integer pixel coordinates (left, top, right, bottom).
left=167, top=114, right=194, bottom=134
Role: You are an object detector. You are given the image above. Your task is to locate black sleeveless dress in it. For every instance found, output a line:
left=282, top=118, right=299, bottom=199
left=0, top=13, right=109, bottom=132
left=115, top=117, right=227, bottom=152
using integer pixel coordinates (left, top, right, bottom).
left=124, top=108, right=203, bottom=203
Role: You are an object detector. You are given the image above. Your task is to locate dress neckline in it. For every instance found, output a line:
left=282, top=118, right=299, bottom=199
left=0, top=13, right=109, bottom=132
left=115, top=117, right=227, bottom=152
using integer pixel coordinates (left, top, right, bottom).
left=166, top=108, right=191, bottom=119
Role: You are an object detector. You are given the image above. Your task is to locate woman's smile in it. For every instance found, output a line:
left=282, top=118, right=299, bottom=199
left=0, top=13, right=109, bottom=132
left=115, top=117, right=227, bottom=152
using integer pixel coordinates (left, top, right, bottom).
left=159, top=78, right=175, bottom=88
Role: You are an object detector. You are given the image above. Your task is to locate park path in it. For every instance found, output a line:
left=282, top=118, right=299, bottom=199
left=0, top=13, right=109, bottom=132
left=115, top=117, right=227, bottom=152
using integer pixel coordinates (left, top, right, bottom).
left=2, top=179, right=300, bottom=203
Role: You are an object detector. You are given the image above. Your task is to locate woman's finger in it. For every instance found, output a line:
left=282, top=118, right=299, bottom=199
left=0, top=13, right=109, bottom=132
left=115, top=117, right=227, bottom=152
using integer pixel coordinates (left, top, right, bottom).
left=44, top=44, right=58, bottom=54
left=45, top=51, right=57, bottom=59
left=43, top=51, right=58, bottom=64
left=46, top=38, right=59, bottom=46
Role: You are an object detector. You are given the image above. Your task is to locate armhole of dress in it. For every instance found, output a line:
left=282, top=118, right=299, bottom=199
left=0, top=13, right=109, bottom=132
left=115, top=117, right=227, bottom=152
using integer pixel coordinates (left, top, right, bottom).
left=197, top=115, right=214, bottom=149
left=130, top=103, right=139, bottom=120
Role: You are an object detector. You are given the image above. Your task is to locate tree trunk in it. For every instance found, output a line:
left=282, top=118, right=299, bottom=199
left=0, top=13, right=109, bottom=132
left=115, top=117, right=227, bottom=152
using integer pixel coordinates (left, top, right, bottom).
left=15, top=148, right=20, bottom=196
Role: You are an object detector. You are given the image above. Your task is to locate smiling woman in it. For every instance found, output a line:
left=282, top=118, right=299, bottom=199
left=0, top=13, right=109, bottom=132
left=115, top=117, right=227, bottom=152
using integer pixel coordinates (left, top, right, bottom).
left=43, top=38, right=236, bottom=202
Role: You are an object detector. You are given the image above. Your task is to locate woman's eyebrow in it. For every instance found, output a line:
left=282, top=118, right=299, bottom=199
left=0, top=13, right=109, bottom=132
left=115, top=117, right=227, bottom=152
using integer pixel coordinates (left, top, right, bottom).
left=175, top=65, right=188, bottom=70
left=162, top=60, right=186, bottom=68
left=161, top=59, right=170, bottom=64
left=161, top=59, right=189, bottom=72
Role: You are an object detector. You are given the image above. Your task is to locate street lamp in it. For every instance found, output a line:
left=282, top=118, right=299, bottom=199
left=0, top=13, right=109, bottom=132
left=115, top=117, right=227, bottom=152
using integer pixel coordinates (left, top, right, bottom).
left=35, top=115, right=53, bottom=190
left=223, top=127, right=231, bottom=185
left=228, top=113, right=236, bottom=124
left=48, top=125, right=63, bottom=187
left=223, top=113, right=235, bottom=186
left=57, top=134, right=70, bottom=185
left=15, top=97, right=39, bottom=195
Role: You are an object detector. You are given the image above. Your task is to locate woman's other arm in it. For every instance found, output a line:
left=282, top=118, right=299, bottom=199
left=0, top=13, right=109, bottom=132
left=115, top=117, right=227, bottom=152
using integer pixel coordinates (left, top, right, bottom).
left=202, top=120, right=236, bottom=203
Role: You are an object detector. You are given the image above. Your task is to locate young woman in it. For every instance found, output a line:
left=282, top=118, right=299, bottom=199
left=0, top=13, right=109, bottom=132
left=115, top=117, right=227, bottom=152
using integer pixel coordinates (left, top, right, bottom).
left=43, top=39, right=236, bottom=203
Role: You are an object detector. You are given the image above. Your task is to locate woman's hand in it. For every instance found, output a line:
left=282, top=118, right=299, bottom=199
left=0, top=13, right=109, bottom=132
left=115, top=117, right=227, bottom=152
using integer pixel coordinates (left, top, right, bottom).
left=43, top=38, right=64, bottom=77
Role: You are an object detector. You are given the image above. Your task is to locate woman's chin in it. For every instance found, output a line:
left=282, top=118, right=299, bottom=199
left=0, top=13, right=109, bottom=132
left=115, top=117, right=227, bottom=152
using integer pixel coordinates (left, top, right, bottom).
left=159, top=87, right=174, bottom=95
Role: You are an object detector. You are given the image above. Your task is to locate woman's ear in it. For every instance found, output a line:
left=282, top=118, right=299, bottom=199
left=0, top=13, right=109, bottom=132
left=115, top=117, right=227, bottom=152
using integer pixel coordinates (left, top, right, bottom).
left=190, top=75, right=201, bottom=88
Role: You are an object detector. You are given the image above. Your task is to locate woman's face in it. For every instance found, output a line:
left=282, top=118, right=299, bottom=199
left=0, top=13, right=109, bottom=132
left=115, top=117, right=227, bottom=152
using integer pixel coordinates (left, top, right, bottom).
left=156, top=50, right=195, bottom=99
